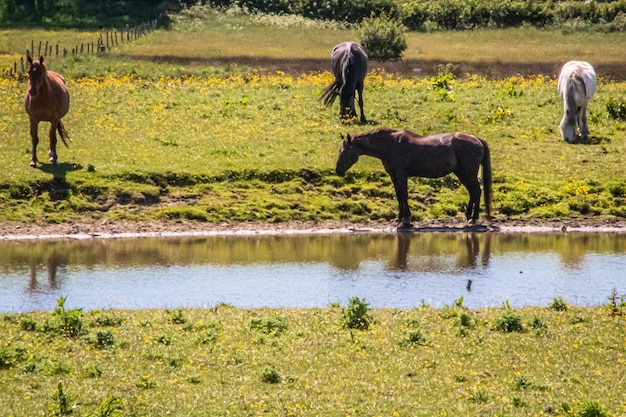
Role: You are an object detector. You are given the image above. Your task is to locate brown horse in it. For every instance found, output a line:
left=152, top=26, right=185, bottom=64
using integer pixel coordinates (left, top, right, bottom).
left=335, top=128, right=492, bottom=227
left=24, top=55, right=70, bottom=167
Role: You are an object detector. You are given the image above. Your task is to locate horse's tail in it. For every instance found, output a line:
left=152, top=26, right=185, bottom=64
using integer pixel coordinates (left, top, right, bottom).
left=480, top=138, right=493, bottom=219
left=57, top=121, right=70, bottom=147
left=319, top=81, right=339, bottom=106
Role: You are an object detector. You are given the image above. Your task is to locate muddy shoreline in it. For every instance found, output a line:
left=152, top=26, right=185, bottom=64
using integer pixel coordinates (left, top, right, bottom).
left=1, top=217, right=625, bottom=241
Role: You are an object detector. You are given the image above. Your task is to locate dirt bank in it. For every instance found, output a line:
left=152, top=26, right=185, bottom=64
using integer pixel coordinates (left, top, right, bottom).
left=1, top=217, right=625, bottom=241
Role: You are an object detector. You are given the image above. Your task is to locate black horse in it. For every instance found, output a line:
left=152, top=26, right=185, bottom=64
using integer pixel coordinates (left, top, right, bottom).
left=319, top=42, right=368, bottom=123
left=335, top=128, right=493, bottom=227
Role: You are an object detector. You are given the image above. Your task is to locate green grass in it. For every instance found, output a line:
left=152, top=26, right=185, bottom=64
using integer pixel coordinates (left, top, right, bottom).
left=1, top=301, right=624, bottom=416
left=2, top=9, right=626, bottom=225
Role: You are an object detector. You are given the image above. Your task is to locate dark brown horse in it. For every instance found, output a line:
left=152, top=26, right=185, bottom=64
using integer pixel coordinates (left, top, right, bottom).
left=335, top=128, right=493, bottom=227
left=319, top=42, right=368, bottom=123
left=24, top=55, right=70, bottom=167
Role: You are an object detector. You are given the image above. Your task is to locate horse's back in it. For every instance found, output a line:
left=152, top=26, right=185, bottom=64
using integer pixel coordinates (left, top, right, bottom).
left=558, top=60, right=596, bottom=100
left=331, top=42, right=368, bottom=73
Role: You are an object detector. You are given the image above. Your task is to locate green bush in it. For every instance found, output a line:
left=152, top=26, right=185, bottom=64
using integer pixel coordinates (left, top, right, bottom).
left=356, top=13, right=407, bottom=62
left=341, top=297, right=374, bottom=330
left=492, top=310, right=524, bottom=332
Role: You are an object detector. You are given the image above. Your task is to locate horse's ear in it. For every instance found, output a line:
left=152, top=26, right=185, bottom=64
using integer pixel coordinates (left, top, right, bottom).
left=39, top=56, right=44, bottom=64
left=27, top=55, right=33, bottom=65
left=346, top=134, right=352, bottom=144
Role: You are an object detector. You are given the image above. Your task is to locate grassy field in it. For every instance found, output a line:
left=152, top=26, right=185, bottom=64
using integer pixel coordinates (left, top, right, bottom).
left=1, top=298, right=625, bottom=417
left=1, top=10, right=626, bottom=417
left=1, top=8, right=626, bottom=226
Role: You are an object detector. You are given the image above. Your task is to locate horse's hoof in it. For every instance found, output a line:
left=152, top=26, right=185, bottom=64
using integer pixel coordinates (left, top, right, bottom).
left=29, top=160, right=37, bottom=168
left=398, top=222, right=413, bottom=230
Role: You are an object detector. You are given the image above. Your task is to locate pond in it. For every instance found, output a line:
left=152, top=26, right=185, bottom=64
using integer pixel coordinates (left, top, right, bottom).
left=0, top=231, right=625, bottom=312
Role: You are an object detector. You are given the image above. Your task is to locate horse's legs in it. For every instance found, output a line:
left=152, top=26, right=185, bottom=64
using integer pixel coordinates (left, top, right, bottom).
left=29, top=120, right=39, bottom=167
left=458, top=174, right=482, bottom=222
left=48, top=121, right=58, bottom=165
left=390, top=173, right=411, bottom=227
left=579, top=105, right=590, bottom=139
left=356, top=84, right=366, bottom=123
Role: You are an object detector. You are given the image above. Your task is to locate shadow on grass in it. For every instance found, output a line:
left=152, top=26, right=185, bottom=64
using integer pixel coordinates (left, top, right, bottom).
left=39, top=162, right=82, bottom=180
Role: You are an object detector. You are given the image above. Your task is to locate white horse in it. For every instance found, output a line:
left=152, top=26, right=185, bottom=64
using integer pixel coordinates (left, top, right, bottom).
left=558, top=60, right=597, bottom=143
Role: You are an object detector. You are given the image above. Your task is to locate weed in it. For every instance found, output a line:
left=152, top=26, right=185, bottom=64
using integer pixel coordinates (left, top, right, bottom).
left=528, top=316, right=548, bottom=335
left=511, top=394, right=526, bottom=407
left=492, top=310, right=524, bottom=332
left=93, top=313, right=124, bottom=327
left=606, top=97, right=626, bottom=121
left=19, top=314, right=38, bottom=331
left=82, top=364, right=103, bottom=378
left=95, top=330, right=115, bottom=349
left=457, top=312, right=475, bottom=336
left=249, top=313, right=288, bottom=335
left=399, top=328, right=427, bottom=347
left=46, top=297, right=84, bottom=339
left=575, top=400, right=608, bottom=417
left=606, top=287, right=626, bottom=316
left=454, top=375, right=468, bottom=383
left=85, top=397, right=123, bottom=417
left=548, top=296, right=568, bottom=311
left=137, top=375, right=157, bottom=389
left=469, top=388, right=489, bottom=403
left=341, top=297, right=374, bottom=330
left=513, top=374, right=531, bottom=390
left=157, top=334, right=171, bottom=345
left=0, top=346, right=15, bottom=369
left=196, top=321, right=223, bottom=344
left=167, top=309, right=188, bottom=325
left=442, top=296, right=466, bottom=318
left=51, top=381, right=76, bottom=416
left=260, top=364, right=282, bottom=384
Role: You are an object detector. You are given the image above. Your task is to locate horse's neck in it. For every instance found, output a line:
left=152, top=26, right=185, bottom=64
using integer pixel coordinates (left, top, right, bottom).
left=566, top=77, right=583, bottom=117
left=356, top=135, right=390, bottom=159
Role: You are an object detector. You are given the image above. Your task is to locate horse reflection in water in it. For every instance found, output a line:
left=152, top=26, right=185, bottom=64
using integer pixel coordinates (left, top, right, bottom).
left=391, top=233, right=492, bottom=275
left=28, top=249, right=67, bottom=293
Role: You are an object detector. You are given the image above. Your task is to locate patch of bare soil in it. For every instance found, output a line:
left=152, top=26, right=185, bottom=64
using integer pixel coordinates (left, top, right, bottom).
left=1, top=217, right=625, bottom=241
left=123, top=54, right=626, bottom=80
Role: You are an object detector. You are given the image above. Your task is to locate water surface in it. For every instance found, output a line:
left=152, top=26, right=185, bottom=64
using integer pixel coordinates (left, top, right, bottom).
left=0, top=232, right=624, bottom=312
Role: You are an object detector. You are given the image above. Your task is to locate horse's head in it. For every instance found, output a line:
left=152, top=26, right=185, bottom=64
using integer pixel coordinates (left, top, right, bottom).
left=560, top=117, right=577, bottom=144
left=27, top=55, right=46, bottom=97
left=335, top=133, right=362, bottom=176
left=560, top=91, right=579, bottom=143
left=339, top=93, right=356, bottom=121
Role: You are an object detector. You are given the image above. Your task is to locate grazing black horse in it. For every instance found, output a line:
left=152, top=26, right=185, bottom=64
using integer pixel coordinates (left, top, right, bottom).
left=319, top=42, right=368, bottom=123
left=335, top=128, right=493, bottom=227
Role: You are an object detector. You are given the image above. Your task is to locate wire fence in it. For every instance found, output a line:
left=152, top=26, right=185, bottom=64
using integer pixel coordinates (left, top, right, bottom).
left=2, top=19, right=159, bottom=79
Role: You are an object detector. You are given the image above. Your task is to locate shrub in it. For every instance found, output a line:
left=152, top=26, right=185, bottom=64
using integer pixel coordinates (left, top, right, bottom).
left=249, top=313, right=288, bottom=334
left=399, top=328, right=427, bottom=346
left=46, top=296, right=84, bottom=339
left=341, top=297, right=375, bottom=330
left=575, top=400, right=608, bottom=417
left=492, top=310, right=524, bottom=332
left=606, top=97, right=626, bottom=121
left=356, top=13, right=407, bottom=62
left=260, top=364, right=281, bottom=384
left=548, top=296, right=568, bottom=311
left=95, top=330, right=115, bottom=349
